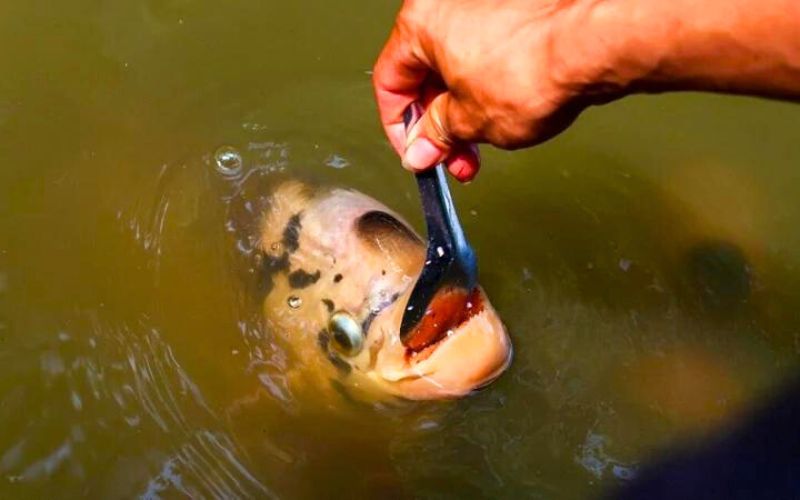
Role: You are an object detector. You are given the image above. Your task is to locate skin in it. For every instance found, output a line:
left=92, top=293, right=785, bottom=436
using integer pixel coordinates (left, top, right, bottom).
left=373, top=0, right=800, bottom=181
left=257, top=181, right=511, bottom=402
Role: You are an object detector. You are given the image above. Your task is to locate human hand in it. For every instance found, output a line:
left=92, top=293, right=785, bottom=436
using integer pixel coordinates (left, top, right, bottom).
left=372, top=0, right=613, bottom=182
left=374, top=0, right=800, bottom=182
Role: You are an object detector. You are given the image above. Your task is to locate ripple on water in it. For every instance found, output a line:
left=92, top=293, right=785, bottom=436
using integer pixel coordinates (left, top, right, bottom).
left=241, top=141, right=289, bottom=176
left=576, top=432, right=637, bottom=481
left=141, top=430, right=273, bottom=499
left=0, top=314, right=270, bottom=497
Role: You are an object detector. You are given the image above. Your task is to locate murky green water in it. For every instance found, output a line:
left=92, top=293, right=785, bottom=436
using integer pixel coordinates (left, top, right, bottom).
left=2, top=1, right=800, bottom=498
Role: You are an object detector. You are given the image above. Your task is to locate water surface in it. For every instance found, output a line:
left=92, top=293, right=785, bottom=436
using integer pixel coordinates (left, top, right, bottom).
left=2, top=1, right=800, bottom=498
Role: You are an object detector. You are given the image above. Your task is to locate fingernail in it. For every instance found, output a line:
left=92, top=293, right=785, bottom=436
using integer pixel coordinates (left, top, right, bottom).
left=448, top=153, right=478, bottom=183
left=402, top=138, right=443, bottom=171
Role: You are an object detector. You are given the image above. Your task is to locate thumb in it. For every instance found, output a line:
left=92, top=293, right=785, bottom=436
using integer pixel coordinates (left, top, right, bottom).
left=402, top=92, right=461, bottom=172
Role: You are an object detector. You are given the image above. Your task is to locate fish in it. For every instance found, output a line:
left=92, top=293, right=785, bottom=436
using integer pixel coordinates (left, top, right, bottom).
left=255, top=181, right=511, bottom=401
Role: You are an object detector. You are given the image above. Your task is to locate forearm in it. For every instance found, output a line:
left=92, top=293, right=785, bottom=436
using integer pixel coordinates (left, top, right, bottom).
left=373, top=0, right=800, bottom=173
left=558, top=0, right=800, bottom=101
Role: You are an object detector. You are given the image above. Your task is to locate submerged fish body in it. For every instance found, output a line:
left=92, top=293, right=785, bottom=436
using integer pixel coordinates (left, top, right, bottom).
left=257, top=181, right=511, bottom=401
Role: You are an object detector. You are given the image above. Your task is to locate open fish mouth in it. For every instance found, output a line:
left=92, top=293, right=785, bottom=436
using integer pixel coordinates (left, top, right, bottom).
left=375, top=287, right=511, bottom=399
left=387, top=310, right=511, bottom=399
left=404, top=287, right=486, bottom=361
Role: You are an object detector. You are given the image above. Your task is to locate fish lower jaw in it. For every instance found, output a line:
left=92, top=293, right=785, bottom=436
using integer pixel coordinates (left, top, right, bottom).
left=374, top=309, right=511, bottom=400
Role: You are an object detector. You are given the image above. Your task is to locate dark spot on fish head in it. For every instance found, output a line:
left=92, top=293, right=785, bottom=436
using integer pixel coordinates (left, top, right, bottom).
left=356, top=211, right=421, bottom=251
left=288, top=268, right=321, bottom=289
left=317, top=329, right=352, bottom=376
left=361, top=311, right=377, bottom=336
left=255, top=250, right=290, bottom=297
left=265, top=251, right=290, bottom=272
left=317, top=329, right=330, bottom=350
left=327, top=353, right=353, bottom=375
left=282, top=213, right=303, bottom=253
left=333, top=273, right=343, bottom=283
left=322, top=299, right=335, bottom=313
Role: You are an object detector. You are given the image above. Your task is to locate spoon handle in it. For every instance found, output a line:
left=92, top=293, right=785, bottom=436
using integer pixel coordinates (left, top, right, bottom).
left=398, top=105, right=478, bottom=338
left=415, top=164, right=477, bottom=289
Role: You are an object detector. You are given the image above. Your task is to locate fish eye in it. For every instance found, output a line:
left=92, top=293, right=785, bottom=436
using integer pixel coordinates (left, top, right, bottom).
left=328, top=311, right=363, bottom=357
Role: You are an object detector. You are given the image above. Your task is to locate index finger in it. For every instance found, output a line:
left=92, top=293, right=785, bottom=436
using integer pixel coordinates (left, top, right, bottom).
left=372, top=25, right=432, bottom=155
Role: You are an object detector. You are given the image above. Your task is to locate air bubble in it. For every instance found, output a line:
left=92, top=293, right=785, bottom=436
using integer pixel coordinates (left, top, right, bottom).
left=214, top=146, right=243, bottom=177
left=287, top=296, right=302, bottom=309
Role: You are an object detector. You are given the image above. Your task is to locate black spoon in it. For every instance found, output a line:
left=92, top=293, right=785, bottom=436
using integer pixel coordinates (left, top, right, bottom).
left=399, top=104, right=478, bottom=349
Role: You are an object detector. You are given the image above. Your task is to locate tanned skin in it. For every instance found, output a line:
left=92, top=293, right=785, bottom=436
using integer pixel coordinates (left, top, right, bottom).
left=372, top=0, right=800, bottom=181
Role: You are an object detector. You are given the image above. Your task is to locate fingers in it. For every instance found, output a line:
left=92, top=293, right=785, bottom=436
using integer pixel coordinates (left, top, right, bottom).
left=446, top=143, right=480, bottom=182
left=372, top=26, right=430, bottom=156
left=402, top=92, right=481, bottom=181
left=373, top=20, right=481, bottom=182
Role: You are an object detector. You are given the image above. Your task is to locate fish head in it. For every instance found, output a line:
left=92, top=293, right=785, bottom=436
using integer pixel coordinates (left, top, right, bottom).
left=259, top=181, right=511, bottom=401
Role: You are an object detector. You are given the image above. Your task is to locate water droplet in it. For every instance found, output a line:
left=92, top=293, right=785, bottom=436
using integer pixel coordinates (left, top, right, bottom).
left=214, top=146, right=243, bottom=177
left=287, top=296, right=302, bottom=309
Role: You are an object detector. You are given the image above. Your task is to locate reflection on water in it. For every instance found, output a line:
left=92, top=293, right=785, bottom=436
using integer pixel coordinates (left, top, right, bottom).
left=1, top=0, right=800, bottom=498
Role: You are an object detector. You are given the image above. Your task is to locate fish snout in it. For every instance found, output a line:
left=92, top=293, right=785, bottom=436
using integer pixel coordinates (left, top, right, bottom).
left=381, top=289, right=512, bottom=400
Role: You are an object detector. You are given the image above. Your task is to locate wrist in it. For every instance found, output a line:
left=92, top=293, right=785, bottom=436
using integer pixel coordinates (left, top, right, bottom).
left=548, top=0, right=654, bottom=104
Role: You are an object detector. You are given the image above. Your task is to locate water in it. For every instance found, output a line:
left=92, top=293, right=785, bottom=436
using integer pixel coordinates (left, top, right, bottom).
left=2, top=0, right=800, bottom=498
